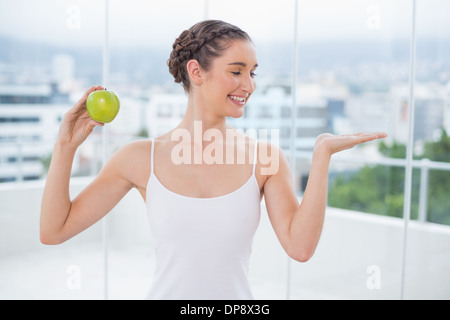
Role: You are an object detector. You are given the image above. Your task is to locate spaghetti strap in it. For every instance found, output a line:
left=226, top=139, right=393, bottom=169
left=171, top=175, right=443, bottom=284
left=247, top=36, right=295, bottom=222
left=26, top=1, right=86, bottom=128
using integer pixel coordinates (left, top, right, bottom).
left=150, top=138, right=155, bottom=175
left=252, top=140, right=258, bottom=176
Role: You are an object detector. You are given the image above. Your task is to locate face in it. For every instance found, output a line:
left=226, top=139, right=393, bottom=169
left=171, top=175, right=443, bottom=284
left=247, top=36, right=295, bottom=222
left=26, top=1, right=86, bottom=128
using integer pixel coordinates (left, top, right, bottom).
left=198, top=39, right=258, bottom=118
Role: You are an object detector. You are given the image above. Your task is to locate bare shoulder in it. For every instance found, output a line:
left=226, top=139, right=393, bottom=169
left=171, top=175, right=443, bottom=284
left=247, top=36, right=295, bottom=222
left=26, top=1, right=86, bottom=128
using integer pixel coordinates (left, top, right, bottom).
left=109, top=139, right=152, bottom=164
left=104, top=139, right=152, bottom=190
left=117, top=139, right=152, bottom=156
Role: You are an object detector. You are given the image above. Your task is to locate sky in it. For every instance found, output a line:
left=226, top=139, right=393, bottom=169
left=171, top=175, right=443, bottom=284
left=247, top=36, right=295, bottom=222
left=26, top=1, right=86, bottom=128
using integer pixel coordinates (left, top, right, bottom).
left=0, top=0, right=449, bottom=49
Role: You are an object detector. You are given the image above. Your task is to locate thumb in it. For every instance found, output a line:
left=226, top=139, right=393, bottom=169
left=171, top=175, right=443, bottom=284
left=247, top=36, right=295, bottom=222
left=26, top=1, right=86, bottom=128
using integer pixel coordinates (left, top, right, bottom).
left=85, top=119, right=105, bottom=135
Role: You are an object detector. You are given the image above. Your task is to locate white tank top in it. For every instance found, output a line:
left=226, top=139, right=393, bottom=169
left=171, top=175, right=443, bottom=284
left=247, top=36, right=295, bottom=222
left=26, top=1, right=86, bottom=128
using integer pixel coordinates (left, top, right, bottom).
left=145, top=139, right=261, bottom=299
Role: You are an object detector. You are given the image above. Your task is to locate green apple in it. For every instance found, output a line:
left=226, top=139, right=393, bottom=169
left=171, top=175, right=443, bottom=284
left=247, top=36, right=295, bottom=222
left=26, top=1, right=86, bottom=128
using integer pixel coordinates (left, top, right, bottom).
left=86, top=89, right=120, bottom=123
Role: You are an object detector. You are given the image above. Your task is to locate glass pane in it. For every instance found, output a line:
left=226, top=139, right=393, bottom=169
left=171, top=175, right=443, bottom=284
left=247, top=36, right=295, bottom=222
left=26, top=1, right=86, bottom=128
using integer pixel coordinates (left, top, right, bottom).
left=404, top=0, right=450, bottom=299
left=106, top=0, right=206, bottom=299
left=0, top=0, right=104, bottom=299
left=208, top=0, right=295, bottom=299
left=107, top=0, right=206, bottom=141
left=290, top=0, right=412, bottom=299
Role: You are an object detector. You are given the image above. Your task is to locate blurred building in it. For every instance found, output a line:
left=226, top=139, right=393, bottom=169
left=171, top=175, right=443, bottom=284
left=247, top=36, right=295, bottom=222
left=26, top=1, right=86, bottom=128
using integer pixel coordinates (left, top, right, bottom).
left=389, top=83, right=450, bottom=144
left=0, top=83, right=69, bottom=182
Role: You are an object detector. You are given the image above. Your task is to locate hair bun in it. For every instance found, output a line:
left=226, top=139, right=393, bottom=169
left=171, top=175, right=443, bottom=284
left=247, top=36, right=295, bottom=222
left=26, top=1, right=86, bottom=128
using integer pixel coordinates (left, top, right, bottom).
left=168, top=30, right=195, bottom=84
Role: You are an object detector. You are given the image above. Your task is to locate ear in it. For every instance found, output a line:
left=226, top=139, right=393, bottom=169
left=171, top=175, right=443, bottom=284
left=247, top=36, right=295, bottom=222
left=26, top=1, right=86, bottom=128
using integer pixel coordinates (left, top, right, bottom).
left=186, top=59, right=203, bottom=87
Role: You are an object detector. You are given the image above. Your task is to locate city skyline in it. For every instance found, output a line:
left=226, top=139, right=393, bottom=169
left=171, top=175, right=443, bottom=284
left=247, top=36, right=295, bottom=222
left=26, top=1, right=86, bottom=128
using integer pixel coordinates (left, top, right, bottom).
left=1, top=33, right=449, bottom=87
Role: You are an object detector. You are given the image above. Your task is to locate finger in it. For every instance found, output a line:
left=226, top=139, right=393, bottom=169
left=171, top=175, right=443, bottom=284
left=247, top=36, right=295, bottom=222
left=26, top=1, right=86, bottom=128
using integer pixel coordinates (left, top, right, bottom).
left=70, top=86, right=97, bottom=114
left=344, top=133, right=375, bottom=144
left=73, top=85, right=106, bottom=112
left=85, top=119, right=105, bottom=136
left=375, top=132, right=388, bottom=138
left=368, top=131, right=387, bottom=137
left=359, top=133, right=387, bottom=143
left=78, top=110, right=105, bottom=126
left=353, top=132, right=377, bottom=138
left=353, top=132, right=387, bottom=139
left=81, top=85, right=98, bottom=102
left=91, top=119, right=105, bottom=127
left=361, top=132, right=387, bottom=140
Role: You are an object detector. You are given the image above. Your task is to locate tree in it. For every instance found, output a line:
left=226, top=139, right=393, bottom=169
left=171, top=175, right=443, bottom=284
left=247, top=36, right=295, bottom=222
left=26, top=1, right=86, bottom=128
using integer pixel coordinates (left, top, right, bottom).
left=420, top=129, right=450, bottom=225
left=328, top=128, right=450, bottom=225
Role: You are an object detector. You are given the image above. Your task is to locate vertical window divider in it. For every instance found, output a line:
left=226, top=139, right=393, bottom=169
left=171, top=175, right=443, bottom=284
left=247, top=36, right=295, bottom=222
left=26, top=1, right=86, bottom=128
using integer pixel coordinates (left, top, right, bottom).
left=400, top=0, right=417, bottom=300
left=204, top=0, right=209, bottom=19
left=287, top=0, right=299, bottom=300
left=102, top=0, right=110, bottom=301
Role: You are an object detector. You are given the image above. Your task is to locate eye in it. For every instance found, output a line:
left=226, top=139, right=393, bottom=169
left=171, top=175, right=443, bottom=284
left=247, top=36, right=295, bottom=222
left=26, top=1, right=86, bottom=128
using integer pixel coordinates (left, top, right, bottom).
left=250, top=72, right=257, bottom=78
left=231, top=71, right=241, bottom=76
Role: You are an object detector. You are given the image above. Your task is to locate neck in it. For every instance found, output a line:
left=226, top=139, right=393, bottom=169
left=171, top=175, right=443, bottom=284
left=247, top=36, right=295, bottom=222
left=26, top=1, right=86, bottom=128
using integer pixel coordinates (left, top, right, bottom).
left=176, top=94, right=230, bottom=137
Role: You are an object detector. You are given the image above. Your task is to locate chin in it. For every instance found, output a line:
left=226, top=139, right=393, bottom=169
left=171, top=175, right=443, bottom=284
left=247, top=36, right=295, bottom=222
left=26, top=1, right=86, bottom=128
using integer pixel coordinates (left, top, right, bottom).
left=227, top=108, right=245, bottom=119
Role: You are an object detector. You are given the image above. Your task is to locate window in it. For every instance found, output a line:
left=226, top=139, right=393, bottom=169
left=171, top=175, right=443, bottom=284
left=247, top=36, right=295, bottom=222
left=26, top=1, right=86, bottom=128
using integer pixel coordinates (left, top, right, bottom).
left=0, top=0, right=449, bottom=300
left=291, top=0, right=412, bottom=299
left=0, top=116, right=40, bottom=123
left=0, top=0, right=105, bottom=299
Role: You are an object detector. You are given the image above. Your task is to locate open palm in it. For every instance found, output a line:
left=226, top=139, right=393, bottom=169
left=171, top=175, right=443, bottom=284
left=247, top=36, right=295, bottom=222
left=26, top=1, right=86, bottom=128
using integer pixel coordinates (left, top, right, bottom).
left=315, top=132, right=388, bottom=155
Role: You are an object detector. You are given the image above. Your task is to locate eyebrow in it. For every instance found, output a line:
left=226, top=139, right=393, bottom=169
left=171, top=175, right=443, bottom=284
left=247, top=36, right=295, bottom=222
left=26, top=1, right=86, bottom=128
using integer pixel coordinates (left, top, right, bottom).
left=228, top=62, right=259, bottom=68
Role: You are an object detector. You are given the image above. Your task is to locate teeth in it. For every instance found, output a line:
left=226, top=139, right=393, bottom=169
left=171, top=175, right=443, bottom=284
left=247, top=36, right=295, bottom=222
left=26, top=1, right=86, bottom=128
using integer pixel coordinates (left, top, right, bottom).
left=229, top=95, right=245, bottom=102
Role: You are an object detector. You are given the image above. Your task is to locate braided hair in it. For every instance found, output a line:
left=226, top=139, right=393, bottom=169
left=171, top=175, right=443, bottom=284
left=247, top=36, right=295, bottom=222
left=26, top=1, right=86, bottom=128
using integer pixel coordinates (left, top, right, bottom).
left=167, top=20, right=253, bottom=92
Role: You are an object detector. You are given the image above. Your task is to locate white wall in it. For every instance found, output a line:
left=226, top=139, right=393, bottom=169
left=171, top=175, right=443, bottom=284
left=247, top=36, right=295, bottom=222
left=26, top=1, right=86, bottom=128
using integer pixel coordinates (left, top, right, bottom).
left=1, top=178, right=449, bottom=299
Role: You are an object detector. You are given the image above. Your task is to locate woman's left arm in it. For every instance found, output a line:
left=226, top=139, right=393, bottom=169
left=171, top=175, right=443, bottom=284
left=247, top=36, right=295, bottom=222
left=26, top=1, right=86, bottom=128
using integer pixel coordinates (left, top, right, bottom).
left=263, top=132, right=387, bottom=262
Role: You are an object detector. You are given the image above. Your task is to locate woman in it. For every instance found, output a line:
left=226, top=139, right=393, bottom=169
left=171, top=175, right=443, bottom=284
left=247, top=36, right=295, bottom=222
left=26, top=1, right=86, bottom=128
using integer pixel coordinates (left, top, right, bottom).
left=40, top=20, right=386, bottom=299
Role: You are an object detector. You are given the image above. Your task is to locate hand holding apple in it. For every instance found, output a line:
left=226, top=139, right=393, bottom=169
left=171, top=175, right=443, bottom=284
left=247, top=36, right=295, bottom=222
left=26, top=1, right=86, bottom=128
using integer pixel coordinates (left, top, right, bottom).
left=86, top=89, right=120, bottom=123
left=57, top=85, right=109, bottom=149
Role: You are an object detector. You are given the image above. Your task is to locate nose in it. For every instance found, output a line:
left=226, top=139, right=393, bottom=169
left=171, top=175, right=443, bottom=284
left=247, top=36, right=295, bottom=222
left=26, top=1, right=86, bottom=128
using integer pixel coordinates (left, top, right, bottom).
left=242, top=74, right=256, bottom=94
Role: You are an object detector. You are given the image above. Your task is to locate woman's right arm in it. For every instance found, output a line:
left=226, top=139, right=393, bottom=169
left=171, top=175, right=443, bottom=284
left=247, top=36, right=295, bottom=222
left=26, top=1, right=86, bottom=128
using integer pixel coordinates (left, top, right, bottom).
left=40, top=85, right=133, bottom=244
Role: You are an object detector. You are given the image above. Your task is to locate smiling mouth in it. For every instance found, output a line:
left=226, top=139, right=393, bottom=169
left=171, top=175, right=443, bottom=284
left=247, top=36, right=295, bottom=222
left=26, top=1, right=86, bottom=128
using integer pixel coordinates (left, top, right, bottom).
left=228, top=95, right=246, bottom=105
